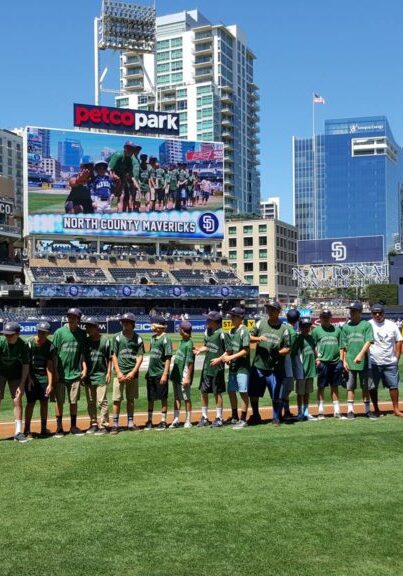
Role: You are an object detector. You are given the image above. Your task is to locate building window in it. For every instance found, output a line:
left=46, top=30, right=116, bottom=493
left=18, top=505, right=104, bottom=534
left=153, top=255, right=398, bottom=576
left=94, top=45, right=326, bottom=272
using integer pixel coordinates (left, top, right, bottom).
left=258, top=224, right=267, bottom=233
left=259, top=275, right=268, bottom=285
left=171, top=49, right=183, bottom=60
left=243, top=237, right=253, bottom=247
left=259, top=236, right=267, bottom=246
left=243, top=250, right=253, bottom=260
left=228, top=226, right=236, bottom=235
left=244, top=275, right=254, bottom=284
left=259, top=249, right=267, bottom=259
left=170, top=37, right=183, bottom=48
left=157, top=40, right=170, bottom=50
left=229, top=238, right=237, bottom=247
left=259, top=262, right=268, bottom=272
left=176, top=88, right=187, bottom=98
left=243, top=225, right=253, bottom=235
left=197, top=85, right=212, bottom=95
left=229, top=251, right=237, bottom=260
left=244, top=263, right=253, bottom=272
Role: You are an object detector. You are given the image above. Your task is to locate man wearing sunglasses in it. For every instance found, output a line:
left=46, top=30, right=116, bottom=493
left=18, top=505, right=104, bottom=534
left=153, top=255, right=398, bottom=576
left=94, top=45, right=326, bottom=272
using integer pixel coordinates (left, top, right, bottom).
left=368, top=303, right=403, bottom=417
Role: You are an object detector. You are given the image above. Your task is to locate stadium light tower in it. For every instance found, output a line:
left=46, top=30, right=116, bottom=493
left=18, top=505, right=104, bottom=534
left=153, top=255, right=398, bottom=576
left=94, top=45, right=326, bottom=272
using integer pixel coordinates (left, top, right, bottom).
left=94, top=0, right=156, bottom=104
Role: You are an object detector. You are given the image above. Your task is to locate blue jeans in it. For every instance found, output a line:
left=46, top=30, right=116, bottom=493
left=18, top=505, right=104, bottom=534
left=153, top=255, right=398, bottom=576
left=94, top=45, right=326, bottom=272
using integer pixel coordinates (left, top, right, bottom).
left=249, top=367, right=282, bottom=422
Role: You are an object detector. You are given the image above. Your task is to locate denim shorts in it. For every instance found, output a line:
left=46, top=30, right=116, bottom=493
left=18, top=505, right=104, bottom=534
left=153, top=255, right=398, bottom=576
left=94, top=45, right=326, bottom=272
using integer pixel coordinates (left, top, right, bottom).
left=228, top=371, right=249, bottom=393
left=368, top=363, right=399, bottom=390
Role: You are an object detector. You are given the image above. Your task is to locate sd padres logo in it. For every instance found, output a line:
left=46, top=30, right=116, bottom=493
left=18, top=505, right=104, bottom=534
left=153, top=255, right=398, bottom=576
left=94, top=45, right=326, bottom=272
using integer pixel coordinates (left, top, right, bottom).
left=331, top=241, right=347, bottom=262
left=199, top=213, right=219, bottom=235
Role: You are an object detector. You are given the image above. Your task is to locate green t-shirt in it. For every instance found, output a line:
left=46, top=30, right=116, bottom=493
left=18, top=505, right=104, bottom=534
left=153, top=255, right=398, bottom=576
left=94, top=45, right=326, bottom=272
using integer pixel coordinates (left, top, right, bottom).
left=0, top=336, right=29, bottom=380
left=28, top=338, right=55, bottom=386
left=151, top=167, right=166, bottom=189
left=177, top=169, right=188, bottom=186
left=148, top=333, right=173, bottom=378
left=86, top=336, right=111, bottom=386
left=202, top=327, right=229, bottom=377
left=227, top=325, right=250, bottom=374
left=296, top=334, right=317, bottom=379
left=187, top=174, right=195, bottom=191
left=109, top=151, right=139, bottom=179
left=341, top=320, right=374, bottom=371
left=312, top=324, right=342, bottom=363
left=52, top=325, right=88, bottom=383
left=251, top=319, right=290, bottom=371
left=112, top=332, right=145, bottom=374
left=167, top=169, right=178, bottom=191
left=139, top=165, right=152, bottom=193
left=170, top=339, right=194, bottom=384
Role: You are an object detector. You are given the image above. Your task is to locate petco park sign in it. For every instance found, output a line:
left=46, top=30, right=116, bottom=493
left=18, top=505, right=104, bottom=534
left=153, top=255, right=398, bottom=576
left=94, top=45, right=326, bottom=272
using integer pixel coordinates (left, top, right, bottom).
left=74, top=103, right=179, bottom=136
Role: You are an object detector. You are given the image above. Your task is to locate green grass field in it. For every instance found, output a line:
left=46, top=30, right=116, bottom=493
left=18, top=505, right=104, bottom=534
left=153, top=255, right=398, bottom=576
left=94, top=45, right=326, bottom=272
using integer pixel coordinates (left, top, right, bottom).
left=1, top=418, right=402, bottom=576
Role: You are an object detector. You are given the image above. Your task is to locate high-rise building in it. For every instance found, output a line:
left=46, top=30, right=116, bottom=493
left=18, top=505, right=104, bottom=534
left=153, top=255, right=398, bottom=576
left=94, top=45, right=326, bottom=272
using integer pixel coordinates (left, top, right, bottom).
left=58, top=139, right=83, bottom=172
left=293, top=116, right=403, bottom=253
left=261, top=197, right=280, bottom=220
left=116, top=9, right=260, bottom=215
left=0, top=129, right=23, bottom=210
left=159, top=140, right=195, bottom=166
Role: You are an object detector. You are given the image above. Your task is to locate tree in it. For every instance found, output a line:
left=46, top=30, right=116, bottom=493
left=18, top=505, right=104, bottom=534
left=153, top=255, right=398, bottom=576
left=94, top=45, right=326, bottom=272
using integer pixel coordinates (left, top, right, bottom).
left=367, top=284, right=398, bottom=306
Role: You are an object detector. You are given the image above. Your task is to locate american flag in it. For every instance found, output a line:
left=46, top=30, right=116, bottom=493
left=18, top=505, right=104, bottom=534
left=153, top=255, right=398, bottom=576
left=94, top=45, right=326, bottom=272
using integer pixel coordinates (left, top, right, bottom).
left=313, top=93, right=326, bottom=104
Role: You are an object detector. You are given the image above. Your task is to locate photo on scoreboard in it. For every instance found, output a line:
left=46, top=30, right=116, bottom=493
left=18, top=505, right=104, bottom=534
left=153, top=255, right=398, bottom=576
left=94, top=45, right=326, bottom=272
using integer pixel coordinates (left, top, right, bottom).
left=24, top=127, right=224, bottom=239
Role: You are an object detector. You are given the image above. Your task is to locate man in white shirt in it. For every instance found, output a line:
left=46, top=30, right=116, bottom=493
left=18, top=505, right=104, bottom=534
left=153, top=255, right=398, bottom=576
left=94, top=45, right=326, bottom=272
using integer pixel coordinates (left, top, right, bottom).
left=368, top=303, right=403, bottom=417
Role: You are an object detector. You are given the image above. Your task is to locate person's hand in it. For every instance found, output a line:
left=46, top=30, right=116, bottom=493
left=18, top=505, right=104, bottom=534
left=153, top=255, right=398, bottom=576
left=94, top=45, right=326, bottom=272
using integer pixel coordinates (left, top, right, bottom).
left=106, top=373, right=111, bottom=386
left=315, top=359, right=321, bottom=366
left=80, top=368, right=87, bottom=381
left=194, top=348, right=202, bottom=356
left=117, top=373, right=126, bottom=383
left=353, top=354, right=363, bottom=365
left=45, top=384, right=53, bottom=398
left=160, top=374, right=168, bottom=385
left=259, top=335, right=268, bottom=343
left=210, top=358, right=222, bottom=367
left=15, top=387, right=23, bottom=401
left=343, top=361, right=350, bottom=372
left=182, top=380, right=191, bottom=387
left=221, top=353, right=231, bottom=364
left=77, top=168, right=92, bottom=184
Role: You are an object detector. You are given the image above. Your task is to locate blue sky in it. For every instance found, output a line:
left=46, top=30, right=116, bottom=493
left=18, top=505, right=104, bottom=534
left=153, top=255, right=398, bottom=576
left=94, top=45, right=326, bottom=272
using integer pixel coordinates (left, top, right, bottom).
left=2, top=0, right=403, bottom=223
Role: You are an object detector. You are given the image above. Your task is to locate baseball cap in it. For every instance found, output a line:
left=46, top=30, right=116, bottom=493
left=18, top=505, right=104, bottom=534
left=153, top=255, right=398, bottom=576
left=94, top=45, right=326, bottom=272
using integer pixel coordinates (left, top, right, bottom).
left=124, top=141, right=141, bottom=150
left=36, top=321, right=51, bottom=333
left=299, top=317, right=312, bottom=326
left=67, top=308, right=82, bottom=318
left=206, top=311, right=222, bottom=323
left=84, top=317, right=99, bottom=328
left=151, top=315, right=167, bottom=327
left=94, top=160, right=108, bottom=169
left=229, top=307, right=246, bottom=319
left=140, top=154, right=148, bottom=161
left=179, top=321, right=192, bottom=334
left=348, top=301, right=363, bottom=312
left=120, top=312, right=136, bottom=323
left=371, top=303, right=385, bottom=313
left=320, top=308, right=332, bottom=317
left=265, top=300, right=282, bottom=311
left=2, top=321, right=20, bottom=335
left=286, top=309, right=300, bottom=322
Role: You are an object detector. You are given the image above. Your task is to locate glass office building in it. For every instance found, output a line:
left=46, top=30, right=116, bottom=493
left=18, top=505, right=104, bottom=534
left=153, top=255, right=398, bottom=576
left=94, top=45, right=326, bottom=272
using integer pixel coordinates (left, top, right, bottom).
left=293, top=116, right=403, bottom=253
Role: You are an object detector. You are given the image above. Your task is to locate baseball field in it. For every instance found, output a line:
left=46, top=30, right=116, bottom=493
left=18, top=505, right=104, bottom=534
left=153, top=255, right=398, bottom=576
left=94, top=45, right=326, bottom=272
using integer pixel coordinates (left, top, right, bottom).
left=0, top=335, right=402, bottom=575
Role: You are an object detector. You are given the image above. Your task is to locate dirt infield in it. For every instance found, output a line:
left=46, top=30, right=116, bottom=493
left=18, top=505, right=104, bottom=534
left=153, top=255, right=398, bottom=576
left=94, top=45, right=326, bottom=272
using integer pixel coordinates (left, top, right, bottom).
left=0, top=402, right=397, bottom=439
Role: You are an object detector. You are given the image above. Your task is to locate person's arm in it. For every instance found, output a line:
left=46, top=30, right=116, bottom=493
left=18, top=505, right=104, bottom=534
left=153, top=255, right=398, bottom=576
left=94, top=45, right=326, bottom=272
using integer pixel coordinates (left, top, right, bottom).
left=126, top=355, right=143, bottom=381
left=112, top=353, right=126, bottom=382
left=395, top=340, right=401, bottom=362
left=80, top=355, right=88, bottom=380
left=222, top=347, right=248, bottom=363
left=353, top=341, right=372, bottom=364
left=69, top=169, right=91, bottom=187
left=45, top=359, right=54, bottom=397
left=160, top=357, right=171, bottom=385
left=183, top=361, right=194, bottom=386
left=16, top=364, right=29, bottom=399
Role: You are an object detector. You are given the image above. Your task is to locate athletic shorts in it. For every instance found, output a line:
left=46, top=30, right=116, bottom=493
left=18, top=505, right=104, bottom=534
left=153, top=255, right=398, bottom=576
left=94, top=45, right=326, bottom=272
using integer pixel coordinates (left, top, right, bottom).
left=228, top=372, right=249, bottom=393
left=0, top=377, right=21, bottom=400
left=346, top=370, right=369, bottom=391
left=295, top=378, right=314, bottom=395
left=25, top=380, right=49, bottom=403
left=156, top=188, right=165, bottom=203
left=55, top=380, right=81, bottom=404
left=199, top=372, right=226, bottom=394
left=317, top=361, right=343, bottom=388
left=248, top=366, right=281, bottom=398
left=368, top=363, right=399, bottom=390
left=172, top=381, right=192, bottom=402
left=113, top=377, right=139, bottom=402
left=147, top=376, right=168, bottom=402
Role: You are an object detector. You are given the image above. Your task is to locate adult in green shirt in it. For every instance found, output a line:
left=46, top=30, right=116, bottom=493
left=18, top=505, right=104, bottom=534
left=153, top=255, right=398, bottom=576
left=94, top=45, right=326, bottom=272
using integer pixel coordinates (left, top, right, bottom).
left=109, top=141, right=141, bottom=212
left=0, top=322, right=30, bottom=443
left=145, top=316, right=173, bottom=431
left=176, top=163, right=188, bottom=210
left=169, top=321, right=194, bottom=429
left=166, top=165, right=178, bottom=209
left=312, top=308, right=344, bottom=419
left=84, top=318, right=112, bottom=435
left=195, top=311, right=230, bottom=428
left=138, top=154, right=152, bottom=212
left=220, top=307, right=250, bottom=429
left=281, top=309, right=301, bottom=421
left=52, top=308, right=88, bottom=437
left=295, top=318, right=317, bottom=421
left=249, top=301, right=291, bottom=426
left=111, top=312, right=144, bottom=433
left=24, top=321, right=55, bottom=439
left=149, top=157, right=165, bottom=212
left=340, top=301, right=374, bottom=419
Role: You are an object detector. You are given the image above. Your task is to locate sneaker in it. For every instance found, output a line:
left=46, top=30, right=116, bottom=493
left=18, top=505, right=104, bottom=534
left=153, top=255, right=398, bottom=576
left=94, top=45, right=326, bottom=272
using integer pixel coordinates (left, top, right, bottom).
left=247, top=414, right=262, bottom=426
left=333, top=412, right=345, bottom=419
left=197, top=417, right=211, bottom=428
left=283, top=411, right=295, bottom=421
left=24, top=431, right=33, bottom=440
left=306, top=414, right=318, bottom=421
left=86, top=425, right=99, bottom=435
left=155, top=421, right=168, bottom=431
left=127, top=424, right=140, bottom=431
left=347, top=412, right=355, bottom=420
left=110, top=427, right=119, bottom=435
left=211, top=417, right=223, bottom=428
left=317, top=413, right=325, bottom=421
left=94, top=426, right=108, bottom=436
left=224, top=417, right=238, bottom=425
left=233, top=420, right=248, bottom=429
left=54, top=428, right=65, bottom=438
left=184, top=421, right=192, bottom=429
left=297, top=414, right=306, bottom=421
left=144, top=420, right=153, bottom=431
left=39, top=429, right=52, bottom=438
left=70, top=426, right=85, bottom=436
left=169, top=420, right=180, bottom=429
left=368, top=412, right=381, bottom=420
left=14, top=432, right=28, bottom=443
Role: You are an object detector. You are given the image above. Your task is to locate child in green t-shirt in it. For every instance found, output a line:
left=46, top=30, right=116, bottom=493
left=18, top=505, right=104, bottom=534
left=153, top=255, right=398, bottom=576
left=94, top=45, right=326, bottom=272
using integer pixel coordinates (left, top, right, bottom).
left=169, top=321, right=194, bottom=429
left=295, top=318, right=317, bottom=422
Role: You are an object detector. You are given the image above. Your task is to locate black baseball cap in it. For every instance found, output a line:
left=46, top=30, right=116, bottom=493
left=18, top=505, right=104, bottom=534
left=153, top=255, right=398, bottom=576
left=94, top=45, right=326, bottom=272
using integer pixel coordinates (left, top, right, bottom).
left=151, top=315, right=167, bottom=327
left=371, top=303, right=385, bottom=313
left=2, top=322, right=20, bottom=335
left=94, top=160, right=108, bottom=169
left=286, top=309, right=300, bottom=322
left=179, top=321, right=192, bottom=334
left=266, top=301, right=282, bottom=311
left=36, top=321, right=51, bottom=333
left=124, top=141, right=141, bottom=150
left=67, top=308, right=82, bottom=318
left=207, top=311, right=222, bottom=323
left=299, top=317, right=312, bottom=326
left=120, top=312, right=136, bottom=323
left=348, top=301, right=363, bottom=312
left=84, top=317, right=100, bottom=328
left=320, top=308, right=332, bottom=317
left=229, top=307, right=245, bottom=318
